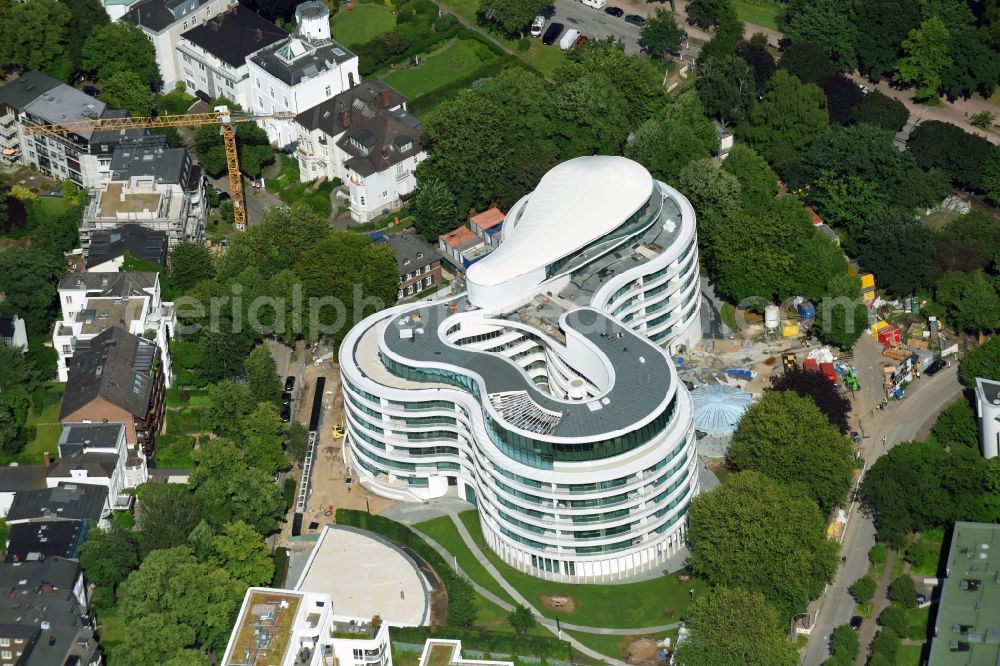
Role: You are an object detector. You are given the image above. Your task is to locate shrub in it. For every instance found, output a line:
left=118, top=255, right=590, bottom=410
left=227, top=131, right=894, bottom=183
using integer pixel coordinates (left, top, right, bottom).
left=435, top=13, right=459, bottom=32
left=888, top=575, right=917, bottom=609
left=389, top=626, right=571, bottom=660
left=829, top=624, right=859, bottom=659
left=849, top=575, right=877, bottom=605
left=272, top=546, right=288, bottom=586
left=869, top=627, right=900, bottom=662
left=868, top=544, right=887, bottom=566
left=877, top=604, right=908, bottom=636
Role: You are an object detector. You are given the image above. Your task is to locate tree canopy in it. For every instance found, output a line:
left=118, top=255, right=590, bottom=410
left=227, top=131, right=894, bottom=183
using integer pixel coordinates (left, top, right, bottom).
left=738, top=70, right=829, bottom=169
left=477, top=0, right=548, bottom=36
left=79, top=523, right=140, bottom=590
left=640, top=8, right=686, bottom=60
left=81, top=22, right=160, bottom=87
left=100, top=70, right=154, bottom=117
left=770, top=368, right=852, bottom=434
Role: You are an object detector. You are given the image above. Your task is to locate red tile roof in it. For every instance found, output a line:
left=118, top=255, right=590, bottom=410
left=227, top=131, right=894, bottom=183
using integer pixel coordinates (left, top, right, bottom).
left=469, top=207, right=505, bottom=231
left=439, top=226, right=478, bottom=249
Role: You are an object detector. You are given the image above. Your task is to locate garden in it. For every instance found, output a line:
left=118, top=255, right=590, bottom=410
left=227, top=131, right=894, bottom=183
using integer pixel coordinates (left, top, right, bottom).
left=264, top=155, right=338, bottom=218
left=11, top=384, right=66, bottom=465
left=331, top=3, right=397, bottom=47
left=383, top=38, right=502, bottom=99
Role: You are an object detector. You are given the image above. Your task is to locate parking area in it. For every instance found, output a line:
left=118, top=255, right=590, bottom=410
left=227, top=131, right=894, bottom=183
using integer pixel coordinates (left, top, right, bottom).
left=542, top=0, right=645, bottom=54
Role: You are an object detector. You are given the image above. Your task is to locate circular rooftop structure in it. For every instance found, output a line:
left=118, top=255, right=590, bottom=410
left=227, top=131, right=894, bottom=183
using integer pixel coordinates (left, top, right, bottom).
left=690, top=384, right=753, bottom=436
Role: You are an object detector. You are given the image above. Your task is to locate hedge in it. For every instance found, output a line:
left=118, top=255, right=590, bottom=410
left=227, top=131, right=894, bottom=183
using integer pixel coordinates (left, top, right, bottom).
left=390, top=626, right=572, bottom=661
left=273, top=546, right=289, bottom=587
left=335, top=509, right=477, bottom=626
left=408, top=59, right=535, bottom=118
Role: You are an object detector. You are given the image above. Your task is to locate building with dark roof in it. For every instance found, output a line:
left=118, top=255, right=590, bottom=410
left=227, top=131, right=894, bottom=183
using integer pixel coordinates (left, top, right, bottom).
left=122, top=0, right=238, bottom=89
left=0, top=314, right=28, bottom=352
left=0, top=466, right=49, bottom=519
left=53, top=272, right=174, bottom=388
left=295, top=80, right=424, bottom=222
left=0, top=71, right=60, bottom=166
left=6, top=483, right=109, bottom=525
left=85, top=225, right=169, bottom=271
left=377, top=230, right=442, bottom=301
left=246, top=4, right=360, bottom=148
left=177, top=5, right=286, bottom=108
left=59, top=328, right=166, bottom=455
left=5, top=519, right=89, bottom=563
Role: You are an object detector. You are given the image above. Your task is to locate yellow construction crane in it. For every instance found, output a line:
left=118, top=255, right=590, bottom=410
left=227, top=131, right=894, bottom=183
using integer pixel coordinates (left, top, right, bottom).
left=21, top=105, right=295, bottom=231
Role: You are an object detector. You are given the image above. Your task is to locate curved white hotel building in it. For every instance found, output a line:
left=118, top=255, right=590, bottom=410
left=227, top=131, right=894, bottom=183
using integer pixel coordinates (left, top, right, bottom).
left=340, top=156, right=702, bottom=582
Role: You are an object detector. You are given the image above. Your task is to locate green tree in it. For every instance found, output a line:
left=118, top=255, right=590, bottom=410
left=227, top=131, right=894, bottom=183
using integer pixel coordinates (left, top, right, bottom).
left=698, top=3, right=743, bottom=62
left=858, top=209, right=934, bottom=296
left=853, top=0, right=921, bottom=80
left=217, top=203, right=330, bottom=282
left=779, top=41, right=836, bottom=84
left=186, top=519, right=216, bottom=561
left=169, top=242, right=215, bottom=294
left=246, top=345, right=282, bottom=406
left=932, top=399, right=978, bottom=449
left=954, top=272, right=1000, bottom=333
left=195, top=121, right=273, bottom=177
left=887, top=575, right=917, bottom=609
left=477, top=0, right=548, bottom=36
left=850, top=92, right=910, bottom=133
left=781, top=0, right=858, bottom=69
left=695, top=55, right=757, bottom=126
left=737, top=35, right=776, bottom=91
left=207, top=380, right=256, bottom=439
left=895, top=16, right=952, bottom=102
left=686, top=0, right=731, bottom=28
left=849, top=575, right=877, bottom=605
left=286, top=420, right=310, bottom=463
left=0, top=247, right=65, bottom=336
left=109, top=614, right=198, bottom=666
left=241, top=403, right=290, bottom=476
left=728, top=391, right=853, bottom=513
left=673, top=587, right=798, bottom=666
left=640, top=8, right=686, bottom=60
left=878, top=605, right=908, bottom=636
left=411, top=179, right=459, bottom=243
left=870, top=628, right=900, bottom=663
left=100, top=70, right=153, bottom=116
left=686, top=471, right=839, bottom=620
left=625, top=91, right=717, bottom=182
left=81, top=22, right=160, bottom=86
left=190, top=438, right=286, bottom=533
left=829, top=624, right=860, bottom=660
left=770, top=368, right=851, bottom=434
left=738, top=70, right=829, bottom=168
left=79, top=523, right=140, bottom=590
left=210, top=521, right=274, bottom=586
left=941, top=27, right=1000, bottom=100
left=135, top=483, right=203, bottom=555
left=507, top=604, right=537, bottom=634
left=0, top=0, right=72, bottom=79
left=550, top=73, right=629, bottom=158
left=721, top=144, right=778, bottom=213
left=0, top=401, right=23, bottom=456
left=677, top=158, right=741, bottom=243
left=908, top=120, right=993, bottom=192
left=814, top=273, right=869, bottom=350
left=563, top=40, right=667, bottom=126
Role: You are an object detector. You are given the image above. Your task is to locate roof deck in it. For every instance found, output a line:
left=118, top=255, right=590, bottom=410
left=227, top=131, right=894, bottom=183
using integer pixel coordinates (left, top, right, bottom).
left=96, top=182, right=163, bottom=218
left=226, top=590, right=302, bottom=666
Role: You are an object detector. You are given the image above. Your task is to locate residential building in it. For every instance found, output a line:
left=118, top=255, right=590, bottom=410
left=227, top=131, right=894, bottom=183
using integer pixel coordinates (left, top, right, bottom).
left=86, top=225, right=170, bottom=272
left=0, top=467, right=48, bottom=518
left=6, top=482, right=110, bottom=526
left=294, top=80, right=424, bottom=222
left=0, top=557, right=101, bottom=666
left=469, top=207, right=505, bottom=249
left=0, top=73, right=145, bottom=186
left=928, top=521, right=1000, bottom=665
left=177, top=6, right=286, bottom=109
left=49, top=422, right=147, bottom=508
left=121, top=0, right=239, bottom=90
left=438, top=226, right=488, bottom=272
left=220, top=587, right=392, bottom=666
left=975, top=377, right=1000, bottom=459
left=378, top=231, right=442, bottom=301
left=0, top=315, right=29, bottom=352
left=5, top=519, right=89, bottom=563
left=340, top=156, right=702, bottom=582
left=58, top=327, right=167, bottom=456
left=247, top=2, right=360, bottom=147
left=81, top=136, right=206, bottom=250
left=53, top=272, right=175, bottom=385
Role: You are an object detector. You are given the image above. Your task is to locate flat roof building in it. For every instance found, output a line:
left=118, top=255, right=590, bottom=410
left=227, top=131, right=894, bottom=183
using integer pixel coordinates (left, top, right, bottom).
left=340, top=156, right=702, bottom=582
left=86, top=225, right=170, bottom=272
left=929, top=522, right=1000, bottom=665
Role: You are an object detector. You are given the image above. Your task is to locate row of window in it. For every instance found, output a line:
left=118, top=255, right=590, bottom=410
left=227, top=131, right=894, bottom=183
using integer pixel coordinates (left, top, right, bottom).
left=397, top=275, right=434, bottom=299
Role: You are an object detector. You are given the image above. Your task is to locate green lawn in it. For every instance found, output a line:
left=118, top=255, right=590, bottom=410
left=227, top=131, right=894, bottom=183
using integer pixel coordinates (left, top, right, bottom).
left=458, top=511, right=708, bottom=629
left=29, top=197, right=71, bottom=218
left=152, top=433, right=197, bottom=469
left=19, top=384, right=66, bottom=464
left=416, top=516, right=518, bottom=606
left=383, top=39, right=500, bottom=99
left=730, top=0, right=781, bottom=31
left=896, top=642, right=924, bottom=666
left=439, top=0, right=477, bottom=24
left=907, top=605, right=930, bottom=641
left=567, top=629, right=678, bottom=660
left=97, top=605, right=126, bottom=660
left=264, top=154, right=334, bottom=218
left=332, top=4, right=397, bottom=46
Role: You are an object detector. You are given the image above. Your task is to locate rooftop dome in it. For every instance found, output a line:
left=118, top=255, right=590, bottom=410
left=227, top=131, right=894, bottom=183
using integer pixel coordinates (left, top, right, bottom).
left=690, top=384, right=753, bottom=436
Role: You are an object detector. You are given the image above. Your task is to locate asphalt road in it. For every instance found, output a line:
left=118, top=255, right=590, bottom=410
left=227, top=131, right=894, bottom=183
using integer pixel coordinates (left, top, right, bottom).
left=800, top=337, right=962, bottom=665
left=546, top=0, right=644, bottom=54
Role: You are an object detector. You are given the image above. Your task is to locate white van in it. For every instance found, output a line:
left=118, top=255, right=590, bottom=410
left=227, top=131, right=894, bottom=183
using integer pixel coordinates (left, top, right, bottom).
left=530, top=15, right=545, bottom=37
left=559, top=28, right=582, bottom=50
left=580, top=0, right=606, bottom=8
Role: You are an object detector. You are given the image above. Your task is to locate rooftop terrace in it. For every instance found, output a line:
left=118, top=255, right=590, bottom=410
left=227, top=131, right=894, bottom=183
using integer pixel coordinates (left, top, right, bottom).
left=226, top=590, right=301, bottom=666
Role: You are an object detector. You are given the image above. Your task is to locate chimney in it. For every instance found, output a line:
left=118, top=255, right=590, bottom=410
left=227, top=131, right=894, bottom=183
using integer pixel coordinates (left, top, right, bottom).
left=381, top=89, right=391, bottom=109
left=43, top=452, right=51, bottom=467
left=341, top=111, right=351, bottom=128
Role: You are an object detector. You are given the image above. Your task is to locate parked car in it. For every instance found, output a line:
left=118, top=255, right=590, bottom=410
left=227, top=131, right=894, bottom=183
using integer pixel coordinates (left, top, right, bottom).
left=560, top=28, right=582, bottom=50
left=282, top=391, right=292, bottom=406
left=280, top=404, right=291, bottom=423
left=530, top=14, right=546, bottom=37
left=217, top=190, right=231, bottom=202
left=624, top=13, right=646, bottom=26
left=604, top=6, right=623, bottom=16
left=284, top=376, right=295, bottom=391
left=925, top=359, right=946, bottom=376
left=542, top=22, right=564, bottom=45
left=850, top=616, right=863, bottom=630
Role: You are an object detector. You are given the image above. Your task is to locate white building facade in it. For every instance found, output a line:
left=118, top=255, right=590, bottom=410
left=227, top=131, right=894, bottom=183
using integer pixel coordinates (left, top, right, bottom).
left=975, top=377, right=1000, bottom=459
left=340, top=157, right=702, bottom=582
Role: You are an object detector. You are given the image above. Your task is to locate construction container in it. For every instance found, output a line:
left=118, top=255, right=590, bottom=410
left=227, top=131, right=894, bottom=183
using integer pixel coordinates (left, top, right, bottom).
left=796, top=301, right=816, bottom=320
left=871, top=320, right=888, bottom=339
left=764, top=304, right=780, bottom=331
left=820, top=362, right=838, bottom=383
left=877, top=324, right=901, bottom=347
left=803, top=358, right=819, bottom=373
left=781, top=320, right=800, bottom=337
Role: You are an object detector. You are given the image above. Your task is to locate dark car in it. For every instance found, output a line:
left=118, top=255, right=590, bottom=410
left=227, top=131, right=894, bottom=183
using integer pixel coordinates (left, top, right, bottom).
left=850, top=616, right=863, bottom=630
left=284, top=376, right=295, bottom=392
left=280, top=404, right=291, bottom=423
left=624, top=14, right=646, bottom=26
left=281, top=391, right=292, bottom=406
left=542, top=22, right=564, bottom=45
left=604, top=6, right=623, bottom=16
left=82, top=86, right=100, bottom=98
left=541, top=4, right=556, bottom=18
left=925, top=359, right=946, bottom=376
left=217, top=191, right=231, bottom=202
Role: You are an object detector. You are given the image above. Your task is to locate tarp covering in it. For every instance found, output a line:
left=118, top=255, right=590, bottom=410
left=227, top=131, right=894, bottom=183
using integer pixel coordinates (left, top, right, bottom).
left=690, top=384, right=754, bottom=436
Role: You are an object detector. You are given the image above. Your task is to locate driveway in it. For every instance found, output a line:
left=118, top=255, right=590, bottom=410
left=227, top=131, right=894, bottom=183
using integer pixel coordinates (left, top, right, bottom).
left=800, top=337, right=961, bottom=665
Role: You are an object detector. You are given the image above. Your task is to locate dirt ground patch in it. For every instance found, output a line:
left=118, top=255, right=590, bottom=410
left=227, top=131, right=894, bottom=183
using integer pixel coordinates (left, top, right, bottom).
left=540, top=594, right=577, bottom=613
